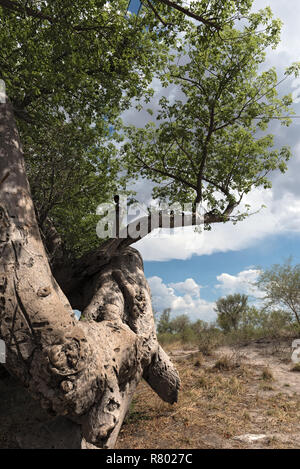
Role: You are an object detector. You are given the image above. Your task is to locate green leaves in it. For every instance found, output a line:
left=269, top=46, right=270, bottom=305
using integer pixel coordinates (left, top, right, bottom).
left=1, top=0, right=298, bottom=255
left=0, top=0, right=180, bottom=256
left=285, top=62, right=300, bottom=78
left=24, top=116, right=126, bottom=257
left=256, top=260, right=300, bottom=325
left=215, top=294, right=249, bottom=333
left=120, top=1, right=297, bottom=227
left=1, top=0, right=175, bottom=130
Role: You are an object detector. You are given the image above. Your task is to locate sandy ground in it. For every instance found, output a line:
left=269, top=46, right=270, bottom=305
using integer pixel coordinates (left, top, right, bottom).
left=0, top=339, right=299, bottom=449
left=220, top=341, right=300, bottom=396
left=116, top=339, right=300, bottom=449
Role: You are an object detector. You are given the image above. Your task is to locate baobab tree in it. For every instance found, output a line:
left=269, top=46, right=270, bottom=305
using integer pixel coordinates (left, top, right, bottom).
left=0, top=0, right=298, bottom=448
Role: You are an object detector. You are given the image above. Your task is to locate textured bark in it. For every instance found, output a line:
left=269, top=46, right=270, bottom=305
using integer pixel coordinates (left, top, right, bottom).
left=42, top=217, right=64, bottom=265
left=0, top=98, right=180, bottom=448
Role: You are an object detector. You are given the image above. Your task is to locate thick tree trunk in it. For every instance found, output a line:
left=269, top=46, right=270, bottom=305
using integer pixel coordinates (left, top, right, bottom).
left=0, top=98, right=180, bottom=448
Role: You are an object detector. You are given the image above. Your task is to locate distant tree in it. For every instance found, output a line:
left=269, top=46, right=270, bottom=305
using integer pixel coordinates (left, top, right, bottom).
left=169, top=314, right=191, bottom=334
left=259, top=309, right=293, bottom=337
left=215, top=294, right=248, bottom=332
left=193, top=319, right=208, bottom=335
left=240, top=306, right=262, bottom=330
left=157, top=308, right=172, bottom=334
left=239, top=305, right=293, bottom=338
left=256, top=260, right=300, bottom=325
left=169, top=314, right=193, bottom=343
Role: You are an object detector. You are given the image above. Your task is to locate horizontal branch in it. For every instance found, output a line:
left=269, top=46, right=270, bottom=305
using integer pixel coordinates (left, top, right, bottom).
left=110, top=199, right=239, bottom=254
left=54, top=200, right=238, bottom=312
left=155, top=0, right=221, bottom=29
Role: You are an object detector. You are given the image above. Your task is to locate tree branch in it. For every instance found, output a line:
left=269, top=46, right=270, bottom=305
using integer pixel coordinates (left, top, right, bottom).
left=0, top=0, right=221, bottom=31
left=104, top=199, right=238, bottom=253
left=142, top=0, right=169, bottom=27
left=0, top=0, right=53, bottom=22
left=195, top=102, right=215, bottom=203
left=155, top=0, right=221, bottom=29
left=135, top=151, right=198, bottom=190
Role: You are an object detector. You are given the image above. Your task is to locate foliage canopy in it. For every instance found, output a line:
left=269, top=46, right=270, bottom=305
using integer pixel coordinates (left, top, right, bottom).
left=1, top=1, right=299, bottom=256
left=122, top=5, right=299, bottom=229
left=215, top=293, right=248, bottom=332
left=257, top=260, right=300, bottom=325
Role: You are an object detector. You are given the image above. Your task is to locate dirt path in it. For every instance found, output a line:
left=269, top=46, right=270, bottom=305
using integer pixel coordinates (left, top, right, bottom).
left=169, top=341, right=300, bottom=396
left=216, top=342, right=300, bottom=396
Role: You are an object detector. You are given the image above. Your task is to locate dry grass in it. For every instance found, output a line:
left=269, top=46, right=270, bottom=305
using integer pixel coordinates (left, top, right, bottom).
left=213, top=354, right=241, bottom=371
left=261, top=367, right=274, bottom=381
left=116, top=346, right=300, bottom=449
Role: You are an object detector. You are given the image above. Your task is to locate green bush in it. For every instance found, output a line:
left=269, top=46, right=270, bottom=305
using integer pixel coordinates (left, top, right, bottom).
left=157, top=332, right=179, bottom=346
left=156, top=304, right=299, bottom=352
left=197, top=326, right=223, bottom=355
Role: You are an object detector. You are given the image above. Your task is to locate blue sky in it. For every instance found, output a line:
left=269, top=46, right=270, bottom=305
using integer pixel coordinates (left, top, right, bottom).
left=144, top=234, right=300, bottom=302
left=122, top=0, right=300, bottom=322
left=128, top=0, right=142, bottom=14
left=142, top=234, right=300, bottom=323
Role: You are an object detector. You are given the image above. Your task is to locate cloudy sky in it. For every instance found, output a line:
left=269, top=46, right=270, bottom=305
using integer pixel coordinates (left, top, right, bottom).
left=127, top=0, right=300, bottom=322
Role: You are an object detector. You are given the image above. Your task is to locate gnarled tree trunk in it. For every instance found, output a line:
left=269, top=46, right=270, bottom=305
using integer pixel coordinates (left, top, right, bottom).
left=0, top=98, right=180, bottom=448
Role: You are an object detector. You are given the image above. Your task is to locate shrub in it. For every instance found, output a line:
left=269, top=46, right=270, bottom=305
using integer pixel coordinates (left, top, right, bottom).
left=197, top=326, right=223, bottom=355
left=213, top=354, right=241, bottom=371
left=157, top=332, right=178, bottom=346
left=215, top=294, right=248, bottom=333
left=261, top=367, right=274, bottom=381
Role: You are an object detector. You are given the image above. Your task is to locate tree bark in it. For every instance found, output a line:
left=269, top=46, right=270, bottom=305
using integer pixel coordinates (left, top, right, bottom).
left=0, top=98, right=180, bottom=448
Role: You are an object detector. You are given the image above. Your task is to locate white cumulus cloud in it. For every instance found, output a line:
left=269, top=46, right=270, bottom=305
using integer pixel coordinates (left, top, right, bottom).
left=148, top=276, right=215, bottom=322
left=215, top=269, right=264, bottom=299
left=148, top=269, right=267, bottom=323
left=168, top=278, right=201, bottom=298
